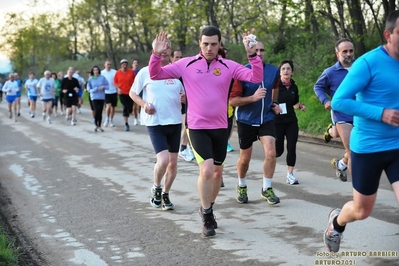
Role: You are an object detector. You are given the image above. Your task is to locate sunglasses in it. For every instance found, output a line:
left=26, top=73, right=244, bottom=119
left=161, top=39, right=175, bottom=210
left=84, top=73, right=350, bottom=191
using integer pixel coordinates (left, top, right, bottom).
left=256, top=49, right=265, bottom=52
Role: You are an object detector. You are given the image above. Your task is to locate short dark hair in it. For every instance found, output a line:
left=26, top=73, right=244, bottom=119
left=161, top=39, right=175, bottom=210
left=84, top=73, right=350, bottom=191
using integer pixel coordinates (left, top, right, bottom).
left=90, top=66, right=101, bottom=76
left=385, top=10, right=399, bottom=33
left=171, top=50, right=182, bottom=57
left=28, top=71, right=35, bottom=75
left=132, top=59, right=139, bottom=63
left=278, top=59, right=294, bottom=72
left=335, top=38, right=353, bottom=52
left=200, top=26, right=221, bottom=42
left=51, top=72, right=57, bottom=78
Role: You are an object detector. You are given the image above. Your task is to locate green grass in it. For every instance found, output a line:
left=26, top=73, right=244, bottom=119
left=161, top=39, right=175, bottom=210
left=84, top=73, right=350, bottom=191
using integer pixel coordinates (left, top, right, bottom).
left=0, top=227, right=18, bottom=266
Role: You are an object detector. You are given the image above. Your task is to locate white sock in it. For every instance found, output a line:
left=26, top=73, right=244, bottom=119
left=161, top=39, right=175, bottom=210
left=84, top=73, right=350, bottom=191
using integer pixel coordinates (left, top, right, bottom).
left=338, top=160, right=347, bottom=170
left=263, top=177, right=273, bottom=191
left=238, top=177, right=246, bottom=187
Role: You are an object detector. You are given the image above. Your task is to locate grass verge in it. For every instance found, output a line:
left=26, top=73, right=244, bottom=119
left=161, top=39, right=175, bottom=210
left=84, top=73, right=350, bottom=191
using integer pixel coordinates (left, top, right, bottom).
left=0, top=226, right=18, bottom=266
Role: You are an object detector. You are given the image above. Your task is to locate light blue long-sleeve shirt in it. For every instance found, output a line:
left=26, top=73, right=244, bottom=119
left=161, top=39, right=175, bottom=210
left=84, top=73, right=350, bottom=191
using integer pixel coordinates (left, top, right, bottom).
left=87, top=75, right=109, bottom=100
left=332, top=46, right=399, bottom=153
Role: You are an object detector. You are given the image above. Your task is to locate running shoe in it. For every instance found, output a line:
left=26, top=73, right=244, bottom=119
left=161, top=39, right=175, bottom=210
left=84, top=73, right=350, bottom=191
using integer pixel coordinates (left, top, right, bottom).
left=186, top=146, right=195, bottom=161
left=330, top=158, right=347, bottom=182
left=150, top=186, right=162, bottom=208
left=161, top=193, right=174, bottom=210
left=94, top=127, right=98, bottom=132
left=110, top=120, right=115, bottom=127
left=17, top=112, right=20, bottom=117
left=42, top=113, right=46, bottom=121
left=198, top=207, right=217, bottom=229
left=31, top=114, right=34, bottom=118
left=261, top=187, right=280, bottom=205
left=71, top=120, right=76, bottom=126
left=236, top=185, right=248, bottom=203
left=199, top=208, right=216, bottom=237
left=133, top=118, right=138, bottom=125
left=104, top=119, right=109, bottom=127
left=286, top=173, right=299, bottom=185
left=324, top=208, right=343, bottom=252
left=125, top=124, right=130, bottom=131
left=99, top=128, right=104, bottom=132
left=9, top=112, right=12, bottom=119
left=47, top=117, right=52, bottom=124
left=324, top=123, right=333, bottom=143
left=178, top=149, right=193, bottom=162
left=227, top=142, right=234, bottom=152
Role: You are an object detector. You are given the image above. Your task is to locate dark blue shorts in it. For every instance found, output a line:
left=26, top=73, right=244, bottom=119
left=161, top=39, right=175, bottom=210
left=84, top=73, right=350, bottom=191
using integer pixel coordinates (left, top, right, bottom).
left=147, top=124, right=182, bottom=154
left=351, top=149, right=399, bottom=195
left=42, top=98, right=53, bottom=102
left=29, top=95, right=38, bottom=101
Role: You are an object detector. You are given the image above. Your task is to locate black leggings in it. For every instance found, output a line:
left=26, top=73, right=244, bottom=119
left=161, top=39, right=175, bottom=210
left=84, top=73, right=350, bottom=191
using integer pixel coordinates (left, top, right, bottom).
left=275, top=121, right=298, bottom=167
left=92, top=100, right=104, bottom=127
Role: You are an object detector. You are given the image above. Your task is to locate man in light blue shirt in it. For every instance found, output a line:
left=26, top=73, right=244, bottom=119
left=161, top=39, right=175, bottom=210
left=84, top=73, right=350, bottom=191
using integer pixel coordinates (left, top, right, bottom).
left=324, top=10, right=399, bottom=253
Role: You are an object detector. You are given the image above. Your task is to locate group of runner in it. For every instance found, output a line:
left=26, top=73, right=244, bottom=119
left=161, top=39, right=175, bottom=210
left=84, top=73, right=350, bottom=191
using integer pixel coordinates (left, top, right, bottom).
left=2, top=11, right=399, bottom=251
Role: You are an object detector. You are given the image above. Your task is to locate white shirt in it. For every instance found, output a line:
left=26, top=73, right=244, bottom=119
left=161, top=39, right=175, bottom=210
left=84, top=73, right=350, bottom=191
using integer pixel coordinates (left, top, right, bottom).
left=25, top=78, right=39, bottom=96
left=131, top=66, right=184, bottom=126
left=37, top=77, right=56, bottom=99
left=101, top=68, right=117, bottom=94
left=2, top=80, right=19, bottom=96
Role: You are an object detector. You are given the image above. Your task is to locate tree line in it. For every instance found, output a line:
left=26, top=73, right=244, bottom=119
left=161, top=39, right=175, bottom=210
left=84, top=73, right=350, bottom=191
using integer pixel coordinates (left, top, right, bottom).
left=0, top=0, right=396, bottom=78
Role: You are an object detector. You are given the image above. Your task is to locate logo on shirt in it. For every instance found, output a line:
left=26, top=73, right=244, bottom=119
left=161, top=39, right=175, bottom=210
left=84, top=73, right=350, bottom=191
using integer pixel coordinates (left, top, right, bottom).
left=165, top=79, right=176, bottom=85
left=213, top=68, right=221, bottom=76
left=196, top=69, right=203, bottom=74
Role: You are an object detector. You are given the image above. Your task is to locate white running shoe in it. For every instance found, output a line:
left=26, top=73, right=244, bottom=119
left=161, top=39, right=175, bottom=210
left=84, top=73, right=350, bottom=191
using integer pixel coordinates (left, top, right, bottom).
left=186, top=146, right=195, bottom=161
left=104, top=119, right=109, bottom=127
left=133, top=118, right=138, bottom=125
left=42, top=113, right=46, bottom=121
left=47, top=117, right=52, bottom=124
left=286, top=173, right=299, bottom=185
left=110, top=120, right=115, bottom=127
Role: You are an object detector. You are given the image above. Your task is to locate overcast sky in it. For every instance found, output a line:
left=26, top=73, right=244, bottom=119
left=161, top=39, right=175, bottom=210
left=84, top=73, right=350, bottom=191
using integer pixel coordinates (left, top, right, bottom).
left=0, top=0, right=70, bottom=73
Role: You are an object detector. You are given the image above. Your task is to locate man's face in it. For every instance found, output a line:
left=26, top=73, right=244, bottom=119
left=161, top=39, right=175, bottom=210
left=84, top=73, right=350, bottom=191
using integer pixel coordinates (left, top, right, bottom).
left=105, top=61, right=111, bottom=70
left=45, top=72, right=51, bottom=79
left=14, top=74, right=19, bottom=79
left=29, top=74, right=34, bottom=79
left=9, top=75, right=14, bottom=81
left=255, top=42, right=265, bottom=61
left=199, top=35, right=220, bottom=61
left=161, top=48, right=172, bottom=65
left=385, top=18, right=399, bottom=57
left=336, top=41, right=355, bottom=66
left=171, top=51, right=183, bottom=63
left=132, top=60, right=139, bottom=69
left=121, top=63, right=128, bottom=70
left=68, top=69, right=74, bottom=77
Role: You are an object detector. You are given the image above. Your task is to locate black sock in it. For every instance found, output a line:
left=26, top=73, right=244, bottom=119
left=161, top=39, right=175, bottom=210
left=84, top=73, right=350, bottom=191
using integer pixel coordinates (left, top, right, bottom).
left=125, top=122, right=129, bottom=126
left=180, top=145, right=187, bottom=152
left=211, top=202, right=214, bottom=208
left=333, top=216, right=346, bottom=233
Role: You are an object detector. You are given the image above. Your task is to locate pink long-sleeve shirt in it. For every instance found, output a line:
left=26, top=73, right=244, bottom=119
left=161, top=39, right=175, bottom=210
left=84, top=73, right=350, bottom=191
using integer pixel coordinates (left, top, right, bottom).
left=149, top=53, right=263, bottom=129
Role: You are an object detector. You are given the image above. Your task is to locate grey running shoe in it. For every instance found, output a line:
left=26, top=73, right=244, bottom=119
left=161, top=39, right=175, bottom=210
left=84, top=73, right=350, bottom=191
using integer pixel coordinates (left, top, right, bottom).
left=324, top=208, right=343, bottom=252
left=286, top=173, right=299, bottom=185
left=199, top=209, right=216, bottom=237
left=261, top=187, right=280, bottom=205
left=161, top=193, right=174, bottom=210
left=150, top=187, right=162, bottom=208
left=331, top=158, right=347, bottom=182
left=125, top=124, right=130, bottom=131
left=198, top=207, right=217, bottom=229
left=236, top=185, right=248, bottom=203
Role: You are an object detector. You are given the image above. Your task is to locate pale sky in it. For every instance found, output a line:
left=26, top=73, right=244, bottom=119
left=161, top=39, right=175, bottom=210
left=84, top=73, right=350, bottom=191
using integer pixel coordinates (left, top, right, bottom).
left=0, top=0, right=70, bottom=73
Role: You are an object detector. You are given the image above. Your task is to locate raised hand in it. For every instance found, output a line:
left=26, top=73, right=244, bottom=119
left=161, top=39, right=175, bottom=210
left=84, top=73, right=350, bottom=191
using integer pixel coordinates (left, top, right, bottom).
left=153, top=32, right=169, bottom=56
left=242, top=32, right=257, bottom=55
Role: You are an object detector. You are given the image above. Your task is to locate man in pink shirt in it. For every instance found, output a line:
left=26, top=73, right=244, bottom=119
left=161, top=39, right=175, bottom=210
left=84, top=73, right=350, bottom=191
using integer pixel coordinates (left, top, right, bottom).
left=149, top=26, right=263, bottom=237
